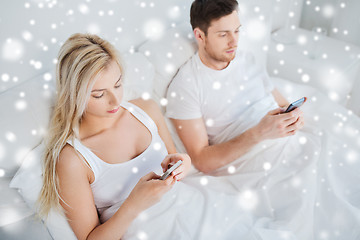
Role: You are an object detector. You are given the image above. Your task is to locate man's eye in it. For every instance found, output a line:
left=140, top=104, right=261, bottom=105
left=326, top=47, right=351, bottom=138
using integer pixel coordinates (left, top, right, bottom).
left=115, top=83, right=122, bottom=88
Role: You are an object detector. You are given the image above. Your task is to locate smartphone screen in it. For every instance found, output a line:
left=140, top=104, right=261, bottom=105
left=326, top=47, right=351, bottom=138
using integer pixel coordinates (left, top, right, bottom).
left=284, top=97, right=307, bottom=113
left=160, top=160, right=182, bottom=180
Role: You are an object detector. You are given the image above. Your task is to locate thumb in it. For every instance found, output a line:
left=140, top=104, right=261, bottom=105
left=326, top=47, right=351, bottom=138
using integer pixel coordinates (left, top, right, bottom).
left=268, top=108, right=283, bottom=115
left=142, top=172, right=160, bottom=181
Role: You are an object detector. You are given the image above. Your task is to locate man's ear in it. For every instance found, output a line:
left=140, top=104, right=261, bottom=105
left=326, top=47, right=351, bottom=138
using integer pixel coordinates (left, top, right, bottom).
left=194, top=27, right=206, bottom=44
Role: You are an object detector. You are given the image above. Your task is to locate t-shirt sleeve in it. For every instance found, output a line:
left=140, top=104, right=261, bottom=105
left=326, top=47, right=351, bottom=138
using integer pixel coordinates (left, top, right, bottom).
left=165, top=69, right=202, bottom=120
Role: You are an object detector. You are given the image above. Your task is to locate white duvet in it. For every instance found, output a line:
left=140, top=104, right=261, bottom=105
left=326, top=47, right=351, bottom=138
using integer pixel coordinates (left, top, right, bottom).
left=186, top=78, right=360, bottom=240
left=103, top=78, right=360, bottom=240
left=103, top=173, right=301, bottom=240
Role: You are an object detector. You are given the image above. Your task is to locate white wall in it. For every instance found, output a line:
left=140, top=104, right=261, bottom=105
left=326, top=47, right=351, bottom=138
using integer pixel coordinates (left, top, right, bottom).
left=300, top=0, right=360, bottom=47
left=0, top=0, right=193, bottom=93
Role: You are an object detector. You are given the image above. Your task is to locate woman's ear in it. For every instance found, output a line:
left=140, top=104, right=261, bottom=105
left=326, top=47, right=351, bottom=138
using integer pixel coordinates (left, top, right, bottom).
left=193, top=27, right=206, bottom=45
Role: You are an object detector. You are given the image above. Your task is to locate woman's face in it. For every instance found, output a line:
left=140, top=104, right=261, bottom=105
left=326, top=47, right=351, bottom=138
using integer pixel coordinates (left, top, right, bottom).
left=85, top=60, right=124, bottom=118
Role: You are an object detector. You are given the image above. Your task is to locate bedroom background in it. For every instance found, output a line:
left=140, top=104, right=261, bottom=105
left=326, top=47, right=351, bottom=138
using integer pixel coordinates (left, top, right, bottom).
left=0, top=0, right=359, bottom=239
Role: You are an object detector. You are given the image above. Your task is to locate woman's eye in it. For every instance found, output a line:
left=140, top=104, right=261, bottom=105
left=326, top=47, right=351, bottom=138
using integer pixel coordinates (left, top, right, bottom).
left=115, top=83, right=122, bottom=88
left=92, top=93, right=104, bottom=99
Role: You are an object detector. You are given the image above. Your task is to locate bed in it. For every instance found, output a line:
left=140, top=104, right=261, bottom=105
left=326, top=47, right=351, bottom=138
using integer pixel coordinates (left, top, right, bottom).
left=1, top=0, right=360, bottom=239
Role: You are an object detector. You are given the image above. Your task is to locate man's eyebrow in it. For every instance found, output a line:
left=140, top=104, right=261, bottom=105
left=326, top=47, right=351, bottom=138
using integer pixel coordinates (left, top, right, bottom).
left=91, top=75, right=122, bottom=92
left=216, top=24, right=242, bottom=33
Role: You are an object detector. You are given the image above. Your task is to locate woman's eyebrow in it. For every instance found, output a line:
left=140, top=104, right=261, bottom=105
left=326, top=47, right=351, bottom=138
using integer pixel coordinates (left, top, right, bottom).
left=91, top=75, right=122, bottom=92
left=115, top=75, right=122, bottom=85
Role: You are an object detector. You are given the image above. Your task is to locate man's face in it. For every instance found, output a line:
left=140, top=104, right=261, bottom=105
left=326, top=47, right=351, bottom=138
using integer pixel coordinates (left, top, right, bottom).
left=203, top=10, right=241, bottom=63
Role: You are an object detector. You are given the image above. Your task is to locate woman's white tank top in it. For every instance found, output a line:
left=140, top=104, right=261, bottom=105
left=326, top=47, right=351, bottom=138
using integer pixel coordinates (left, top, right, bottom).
left=67, top=101, right=168, bottom=217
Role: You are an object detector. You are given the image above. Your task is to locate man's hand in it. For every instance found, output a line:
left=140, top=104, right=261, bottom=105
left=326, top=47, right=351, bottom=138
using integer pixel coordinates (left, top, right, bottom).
left=253, top=107, right=304, bottom=141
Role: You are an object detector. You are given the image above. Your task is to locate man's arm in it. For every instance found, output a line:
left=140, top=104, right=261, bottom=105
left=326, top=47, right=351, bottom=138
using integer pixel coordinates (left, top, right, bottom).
left=170, top=118, right=260, bottom=173
left=272, top=88, right=289, bottom=108
left=171, top=108, right=302, bottom=173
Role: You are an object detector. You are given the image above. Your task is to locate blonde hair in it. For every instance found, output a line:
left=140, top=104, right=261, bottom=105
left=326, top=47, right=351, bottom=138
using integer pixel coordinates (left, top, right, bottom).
left=38, top=33, right=122, bottom=217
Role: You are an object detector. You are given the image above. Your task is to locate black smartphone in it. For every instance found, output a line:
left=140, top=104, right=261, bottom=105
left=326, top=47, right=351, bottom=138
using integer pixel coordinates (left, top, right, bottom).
left=284, top=97, right=307, bottom=113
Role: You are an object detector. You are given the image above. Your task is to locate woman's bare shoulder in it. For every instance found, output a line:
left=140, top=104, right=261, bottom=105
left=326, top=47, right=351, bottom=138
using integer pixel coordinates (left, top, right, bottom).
left=129, top=98, right=162, bottom=121
left=57, top=144, right=86, bottom=174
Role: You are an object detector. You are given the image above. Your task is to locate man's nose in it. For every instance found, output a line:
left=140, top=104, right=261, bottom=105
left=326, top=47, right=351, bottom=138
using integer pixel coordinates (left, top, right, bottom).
left=228, top=33, right=237, bottom=47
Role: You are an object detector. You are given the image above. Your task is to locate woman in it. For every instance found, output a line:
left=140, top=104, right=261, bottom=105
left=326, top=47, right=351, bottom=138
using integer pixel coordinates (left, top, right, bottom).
left=37, top=33, right=192, bottom=239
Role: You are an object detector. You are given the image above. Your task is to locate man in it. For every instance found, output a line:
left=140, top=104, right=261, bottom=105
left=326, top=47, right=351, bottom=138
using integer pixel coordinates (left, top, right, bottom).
left=166, top=0, right=304, bottom=174
left=165, top=1, right=317, bottom=238
left=166, top=1, right=360, bottom=239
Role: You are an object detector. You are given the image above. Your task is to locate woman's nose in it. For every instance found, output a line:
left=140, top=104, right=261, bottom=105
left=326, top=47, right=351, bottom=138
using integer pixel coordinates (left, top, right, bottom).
left=109, top=91, right=120, bottom=106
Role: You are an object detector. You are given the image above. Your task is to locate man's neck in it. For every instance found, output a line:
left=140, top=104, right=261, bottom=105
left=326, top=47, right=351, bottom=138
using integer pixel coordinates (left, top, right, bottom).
left=198, top=48, right=230, bottom=70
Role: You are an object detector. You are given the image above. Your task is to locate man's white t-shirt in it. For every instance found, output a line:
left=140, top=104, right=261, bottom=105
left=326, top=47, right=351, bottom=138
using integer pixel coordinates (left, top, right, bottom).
left=166, top=51, right=278, bottom=145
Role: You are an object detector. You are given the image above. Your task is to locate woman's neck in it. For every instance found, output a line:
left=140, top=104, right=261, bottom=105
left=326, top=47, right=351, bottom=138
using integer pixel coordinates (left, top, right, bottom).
left=79, top=108, right=126, bottom=140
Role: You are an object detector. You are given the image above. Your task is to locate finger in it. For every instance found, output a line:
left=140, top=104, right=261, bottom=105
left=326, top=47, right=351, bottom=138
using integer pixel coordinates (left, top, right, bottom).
left=285, top=122, right=297, bottom=132
left=268, top=108, right=283, bottom=115
left=168, top=154, right=183, bottom=163
left=172, top=165, right=184, bottom=176
left=283, top=115, right=299, bottom=125
left=286, top=130, right=297, bottom=136
left=298, top=115, right=305, bottom=124
left=161, top=155, right=172, bottom=171
left=163, top=174, right=176, bottom=185
left=285, top=119, right=303, bottom=132
left=142, top=172, right=160, bottom=181
left=281, top=110, right=301, bottom=122
left=174, top=172, right=185, bottom=181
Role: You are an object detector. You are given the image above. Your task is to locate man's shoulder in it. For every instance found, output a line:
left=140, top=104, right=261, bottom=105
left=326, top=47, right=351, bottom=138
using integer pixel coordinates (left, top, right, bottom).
left=176, top=53, right=198, bottom=76
left=170, top=53, right=198, bottom=85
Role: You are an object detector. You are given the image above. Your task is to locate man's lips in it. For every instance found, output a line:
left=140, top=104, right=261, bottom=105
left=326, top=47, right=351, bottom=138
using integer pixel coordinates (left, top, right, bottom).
left=226, top=49, right=236, bottom=53
left=107, top=106, right=120, bottom=113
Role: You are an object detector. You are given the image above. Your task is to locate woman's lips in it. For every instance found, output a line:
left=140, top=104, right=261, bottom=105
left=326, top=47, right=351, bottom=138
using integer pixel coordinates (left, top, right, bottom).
left=107, top=106, right=120, bottom=113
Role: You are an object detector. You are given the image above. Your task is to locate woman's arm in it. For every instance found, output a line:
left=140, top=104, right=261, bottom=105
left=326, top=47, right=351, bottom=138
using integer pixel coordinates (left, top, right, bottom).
left=57, top=145, right=175, bottom=240
left=131, top=99, right=176, bottom=154
left=131, top=99, right=191, bottom=180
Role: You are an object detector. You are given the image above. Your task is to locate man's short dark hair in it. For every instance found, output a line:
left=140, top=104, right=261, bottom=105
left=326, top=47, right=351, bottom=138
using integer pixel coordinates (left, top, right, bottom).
left=190, top=0, right=239, bottom=35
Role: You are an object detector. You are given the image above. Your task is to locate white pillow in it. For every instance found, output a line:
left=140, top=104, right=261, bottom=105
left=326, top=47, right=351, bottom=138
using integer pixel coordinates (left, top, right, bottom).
left=0, top=74, right=54, bottom=178
left=9, top=144, right=43, bottom=209
left=9, top=143, right=77, bottom=240
left=121, top=52, right=155, bottom=101
left=138, top=22, right=197, bottom=98
left=237, top=0, right=274, bottom=68
left=271, top=0, right=304, bottom=32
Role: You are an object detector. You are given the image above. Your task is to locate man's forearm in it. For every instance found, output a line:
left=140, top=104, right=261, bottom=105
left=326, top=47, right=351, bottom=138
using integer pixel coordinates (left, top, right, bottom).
left=192, top=127, right=261, bottom=173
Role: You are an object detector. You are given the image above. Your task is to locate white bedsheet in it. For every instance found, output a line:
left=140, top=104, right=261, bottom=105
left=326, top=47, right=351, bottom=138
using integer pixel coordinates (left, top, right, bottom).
left=102, top=177, right=300, bottom=240
left=185, top=79, right=360, bottom=240
left=102, top=79, right=360, bottom=240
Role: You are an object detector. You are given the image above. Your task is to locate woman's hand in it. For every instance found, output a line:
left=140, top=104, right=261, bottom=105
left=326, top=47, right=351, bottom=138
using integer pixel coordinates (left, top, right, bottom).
left=125, top=172, right=175, bottom=215
left=161, top=153, right=191, bottom=181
